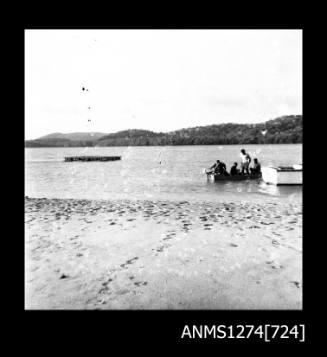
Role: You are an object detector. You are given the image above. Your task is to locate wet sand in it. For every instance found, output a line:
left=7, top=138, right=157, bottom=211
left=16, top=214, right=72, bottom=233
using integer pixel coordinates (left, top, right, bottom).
left=25, top=197, right=302, bottom=309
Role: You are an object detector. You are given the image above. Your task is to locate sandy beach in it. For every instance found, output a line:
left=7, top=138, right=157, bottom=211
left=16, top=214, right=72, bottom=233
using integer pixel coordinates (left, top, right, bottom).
left=25, top=196, right=302, bottom=310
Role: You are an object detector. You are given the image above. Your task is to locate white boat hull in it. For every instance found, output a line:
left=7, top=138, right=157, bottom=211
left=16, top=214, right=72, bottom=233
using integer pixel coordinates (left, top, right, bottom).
left=262, top=166, right=302, bottom=185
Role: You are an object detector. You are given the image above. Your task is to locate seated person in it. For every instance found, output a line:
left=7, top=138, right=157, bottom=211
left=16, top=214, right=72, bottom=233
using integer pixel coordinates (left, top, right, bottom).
left=230, top=162, right=239, bottom=176
left=250, top=158, right=261, bottom=174
left=217, top=160, right=228, bottom=175
left=209, top=160, right=228, bottom=175
left=209, top=160, right=220, bottom=174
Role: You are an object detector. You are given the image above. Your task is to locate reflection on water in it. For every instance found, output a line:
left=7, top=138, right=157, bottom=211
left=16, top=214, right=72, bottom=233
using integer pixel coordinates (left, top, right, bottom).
left=207, top=179, right=302, bottom=197
left=257, top=181, right=302, bottom=197
left=205, top=177, right=302, bottom=202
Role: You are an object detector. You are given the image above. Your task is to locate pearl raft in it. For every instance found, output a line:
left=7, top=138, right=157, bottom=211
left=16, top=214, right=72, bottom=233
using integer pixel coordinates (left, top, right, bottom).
left=64, top=156, right=121, bottom=162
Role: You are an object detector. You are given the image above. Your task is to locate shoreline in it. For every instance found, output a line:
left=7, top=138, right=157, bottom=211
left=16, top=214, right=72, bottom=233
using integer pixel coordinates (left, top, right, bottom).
left=25, top=143, right=302, bottom=148
left=25, top=196, right=302, bottom=310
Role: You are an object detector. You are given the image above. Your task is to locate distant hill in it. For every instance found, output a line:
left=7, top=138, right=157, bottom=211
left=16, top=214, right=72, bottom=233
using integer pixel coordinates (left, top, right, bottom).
left=37, top=132, right=108, bottom=141
left=25, top=115, right=302, bottom=147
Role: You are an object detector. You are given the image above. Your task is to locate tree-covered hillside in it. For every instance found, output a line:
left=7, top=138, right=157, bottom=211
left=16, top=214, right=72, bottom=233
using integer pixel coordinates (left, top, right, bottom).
left=25, top=115, right=302, bottom=147
left=37, top=132, right=108, bottom=141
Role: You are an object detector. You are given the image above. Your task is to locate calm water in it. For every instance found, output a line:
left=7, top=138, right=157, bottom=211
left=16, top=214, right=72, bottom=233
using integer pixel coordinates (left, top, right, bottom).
left=25, top=145, right=302, bottom=203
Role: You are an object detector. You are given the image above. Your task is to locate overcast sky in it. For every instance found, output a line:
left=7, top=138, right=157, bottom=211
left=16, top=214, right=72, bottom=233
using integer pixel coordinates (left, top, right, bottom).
left=25, top=30, right=302, bottom=140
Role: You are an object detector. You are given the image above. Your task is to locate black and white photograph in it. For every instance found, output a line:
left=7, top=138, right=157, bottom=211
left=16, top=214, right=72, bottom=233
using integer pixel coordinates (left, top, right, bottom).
left=24, top=29, right=302, bottom=311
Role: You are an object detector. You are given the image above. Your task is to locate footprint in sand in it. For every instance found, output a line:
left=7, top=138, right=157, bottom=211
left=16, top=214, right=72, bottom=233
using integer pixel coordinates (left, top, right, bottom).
left=134, top=281, right=148, bottom=287
left=100, top=278, right=114, bottom=292
left=266, top=261, right=283, bottom=269
left=162, top=236, right=172, bottom=241
left=120, top=257, right=139, bottom=268
left=183, top=223, right=192, bottom=228
left=97, top=298, right=107, bottom=305
left=273, top=232, right=282, bottom=236
left=290, top=281, right=301, bottom=288
left=156, top=246, right=165, bottom=253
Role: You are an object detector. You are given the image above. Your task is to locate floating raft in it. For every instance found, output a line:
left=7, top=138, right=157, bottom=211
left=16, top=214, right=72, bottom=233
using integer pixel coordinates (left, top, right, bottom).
left=64, top=156, right=121, bottom=162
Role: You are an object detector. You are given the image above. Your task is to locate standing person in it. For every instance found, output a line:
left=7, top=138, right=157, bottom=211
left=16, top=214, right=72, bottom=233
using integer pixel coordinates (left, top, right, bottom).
left=240, top=149, right=251, bottom=175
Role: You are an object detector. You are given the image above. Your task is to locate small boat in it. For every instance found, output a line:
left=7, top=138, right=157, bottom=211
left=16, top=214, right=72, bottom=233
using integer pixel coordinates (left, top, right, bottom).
left=206, top=172, right=262, bottom=182
left=261, top=165, right=302, bottom=185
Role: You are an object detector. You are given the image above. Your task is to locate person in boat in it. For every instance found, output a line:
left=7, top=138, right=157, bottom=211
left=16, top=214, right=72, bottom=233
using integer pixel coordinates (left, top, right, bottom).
left=230, top=162, right=240, bottom=176
left=209, top=160, right=220, bottom=173
left=240, top=149, right=251, bottom=175
left=217, top=160, right=228, bottom=175
left=209, top=160, right=228, bottom=175
left=250, top=158, right=261, bottom=175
